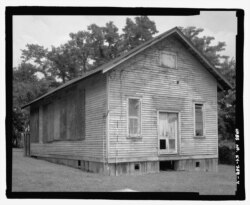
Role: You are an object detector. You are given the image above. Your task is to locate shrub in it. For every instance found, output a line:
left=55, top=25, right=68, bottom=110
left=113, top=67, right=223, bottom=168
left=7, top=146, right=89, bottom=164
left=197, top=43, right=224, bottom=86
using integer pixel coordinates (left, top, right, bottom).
left=219, top=145, right=235, bottom=165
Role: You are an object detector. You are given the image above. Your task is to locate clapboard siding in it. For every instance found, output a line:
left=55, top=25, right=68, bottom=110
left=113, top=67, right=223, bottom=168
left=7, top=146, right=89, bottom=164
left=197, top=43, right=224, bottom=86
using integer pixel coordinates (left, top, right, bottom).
left=108, top=36, right=218, bottom=160
left=30, top=73, right=107, bottom=161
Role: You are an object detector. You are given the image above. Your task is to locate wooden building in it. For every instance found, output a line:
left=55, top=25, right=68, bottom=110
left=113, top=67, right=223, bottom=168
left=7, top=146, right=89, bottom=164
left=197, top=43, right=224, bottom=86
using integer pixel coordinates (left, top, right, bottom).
left=22, top=27, right=232, bottom=175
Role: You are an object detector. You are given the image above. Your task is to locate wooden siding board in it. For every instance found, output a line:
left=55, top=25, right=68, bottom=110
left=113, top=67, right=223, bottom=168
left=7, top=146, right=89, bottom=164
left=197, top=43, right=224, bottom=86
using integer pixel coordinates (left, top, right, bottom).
left=108, top=36, right=218, bottom=161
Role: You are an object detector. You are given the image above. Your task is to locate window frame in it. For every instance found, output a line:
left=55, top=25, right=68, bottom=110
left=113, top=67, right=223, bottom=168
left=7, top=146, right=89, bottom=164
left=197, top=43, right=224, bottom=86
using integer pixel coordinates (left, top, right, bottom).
left=193, top=102, right=206, bottom=138
left=127, top=97, right=142, bottom=138
left=160, top=51, right=177, bottom=69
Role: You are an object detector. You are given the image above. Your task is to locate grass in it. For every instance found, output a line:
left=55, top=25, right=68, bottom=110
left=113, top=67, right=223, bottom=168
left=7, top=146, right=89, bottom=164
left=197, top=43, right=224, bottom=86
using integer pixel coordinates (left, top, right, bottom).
left=12, top=149, right=236, bottom=194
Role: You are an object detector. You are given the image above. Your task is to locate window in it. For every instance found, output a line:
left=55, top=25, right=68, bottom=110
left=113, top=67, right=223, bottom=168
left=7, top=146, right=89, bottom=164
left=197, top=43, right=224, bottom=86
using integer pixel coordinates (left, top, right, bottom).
left=194, top=104, right=204, bottom=137
left=128, top=98, right=141, bottom=137
left=160, top=52, right=177, bottom=69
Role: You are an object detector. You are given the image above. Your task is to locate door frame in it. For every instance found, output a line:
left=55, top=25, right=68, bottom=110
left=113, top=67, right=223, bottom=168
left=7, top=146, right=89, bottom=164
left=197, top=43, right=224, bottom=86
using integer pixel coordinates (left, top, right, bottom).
left=157, top=110, right=181, bottom=155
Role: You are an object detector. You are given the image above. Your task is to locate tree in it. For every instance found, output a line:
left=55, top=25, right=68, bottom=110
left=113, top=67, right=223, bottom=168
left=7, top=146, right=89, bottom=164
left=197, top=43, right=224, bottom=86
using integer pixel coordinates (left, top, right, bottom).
left=21, top=44, right=50, bottom=78
left=67, top=30, right=93, bottom=74
left=12, top=63, right=60, bottom=147
left=121, top=16, right=158, bottom=52
left=178, top=26, right=227, bottom=67
left=218, top=58, right=236, bottom=140
left=86, top=22, right=121, bottom=66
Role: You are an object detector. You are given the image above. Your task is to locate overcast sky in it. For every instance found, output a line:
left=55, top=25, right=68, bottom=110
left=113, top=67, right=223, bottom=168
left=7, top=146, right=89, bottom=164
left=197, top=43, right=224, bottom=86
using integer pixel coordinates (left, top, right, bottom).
left=13, top=11, right=237, bottom=67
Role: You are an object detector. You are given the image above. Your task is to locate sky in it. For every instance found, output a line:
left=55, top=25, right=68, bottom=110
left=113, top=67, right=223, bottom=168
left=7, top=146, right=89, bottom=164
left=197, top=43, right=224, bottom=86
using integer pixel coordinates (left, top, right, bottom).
left=13, top=11, right=237, bottom=67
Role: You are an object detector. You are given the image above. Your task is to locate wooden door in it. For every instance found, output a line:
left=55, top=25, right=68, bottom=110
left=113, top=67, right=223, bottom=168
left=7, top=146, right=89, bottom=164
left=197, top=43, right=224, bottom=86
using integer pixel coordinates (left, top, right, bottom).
left=158, top=112, right=178, bottom=154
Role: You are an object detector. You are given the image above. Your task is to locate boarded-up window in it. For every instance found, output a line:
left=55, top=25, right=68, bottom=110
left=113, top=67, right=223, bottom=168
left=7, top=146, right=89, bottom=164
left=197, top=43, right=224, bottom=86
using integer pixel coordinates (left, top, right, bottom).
left=128, top=98, right=141, bottom=136
left=161, top=52, right=176, bottom=69
left=41, top=87, right=86, bottom=143
left=195, top=104, right=204, bottom=136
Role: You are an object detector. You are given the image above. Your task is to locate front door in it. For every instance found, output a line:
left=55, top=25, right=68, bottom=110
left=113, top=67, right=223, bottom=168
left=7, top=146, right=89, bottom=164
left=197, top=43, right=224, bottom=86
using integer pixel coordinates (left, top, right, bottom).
left=158, top=112, right=178, bottom=154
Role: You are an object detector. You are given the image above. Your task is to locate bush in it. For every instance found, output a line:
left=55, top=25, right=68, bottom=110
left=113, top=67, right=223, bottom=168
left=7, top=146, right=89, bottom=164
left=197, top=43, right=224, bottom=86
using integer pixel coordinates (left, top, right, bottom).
left=219, top=145, right=235, bottom=165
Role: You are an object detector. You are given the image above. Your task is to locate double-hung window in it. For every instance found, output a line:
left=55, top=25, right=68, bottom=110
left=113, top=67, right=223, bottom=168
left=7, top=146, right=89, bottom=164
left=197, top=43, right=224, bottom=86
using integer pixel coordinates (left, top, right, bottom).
left=128, top=98, right=141, bottom=137
left=194, top=103, right=204, bottom=137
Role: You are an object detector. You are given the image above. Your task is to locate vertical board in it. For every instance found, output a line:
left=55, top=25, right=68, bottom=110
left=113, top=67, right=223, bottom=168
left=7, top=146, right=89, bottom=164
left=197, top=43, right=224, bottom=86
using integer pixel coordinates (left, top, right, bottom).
left=48, top=103, right=54, bottom=142
left=60, top=97, right=67, bottom=140
left=76, top=87, right=85, bottom=139
left=30, top=107, right=39, bottom=143
left=66, top=91, right=76, bottom=140
left=54, top=99, right=60, bottom=140
left=38, top=106, right=43, bottom=143
left=42, top=104, right=49, bottom=143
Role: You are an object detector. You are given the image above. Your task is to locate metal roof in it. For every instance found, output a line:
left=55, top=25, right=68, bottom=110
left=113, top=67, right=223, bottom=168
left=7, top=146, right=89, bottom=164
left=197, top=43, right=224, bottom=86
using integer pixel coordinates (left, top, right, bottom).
left=22, top=27, right=233, bottom=108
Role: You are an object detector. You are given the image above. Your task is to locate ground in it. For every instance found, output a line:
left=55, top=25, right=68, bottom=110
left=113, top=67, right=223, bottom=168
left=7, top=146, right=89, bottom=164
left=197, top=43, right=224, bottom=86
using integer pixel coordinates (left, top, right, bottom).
left=12, top=149, right=236, bottom=194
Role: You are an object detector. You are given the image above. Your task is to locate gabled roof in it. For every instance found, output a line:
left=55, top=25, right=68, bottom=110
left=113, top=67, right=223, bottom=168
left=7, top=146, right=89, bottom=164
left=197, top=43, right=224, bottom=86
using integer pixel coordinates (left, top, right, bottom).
left=22, top=27, right=233, bottom=109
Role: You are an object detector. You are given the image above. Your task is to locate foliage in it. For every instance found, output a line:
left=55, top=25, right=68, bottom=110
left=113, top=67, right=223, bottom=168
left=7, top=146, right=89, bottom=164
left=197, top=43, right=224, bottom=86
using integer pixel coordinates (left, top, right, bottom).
left=219, top=145, right=235, bottom=165
left=121, top=16, right=158, bottom=51
left=178, top=26, right=228, bottom=66
left=218, top=58, right=236, bottom=140
left=12, top=63, right=60, bottom=147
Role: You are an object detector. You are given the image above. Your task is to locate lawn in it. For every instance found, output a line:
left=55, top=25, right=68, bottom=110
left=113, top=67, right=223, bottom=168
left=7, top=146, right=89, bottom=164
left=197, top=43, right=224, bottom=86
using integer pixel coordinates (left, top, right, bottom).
left=12, top=149, right=236, bottom=194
